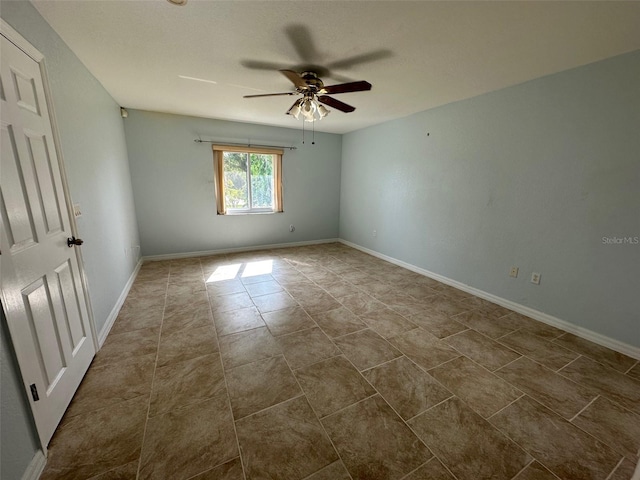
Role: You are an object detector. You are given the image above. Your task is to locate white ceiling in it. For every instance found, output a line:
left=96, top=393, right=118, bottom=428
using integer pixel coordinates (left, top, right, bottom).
left=32, top=0, right=640, bottom=134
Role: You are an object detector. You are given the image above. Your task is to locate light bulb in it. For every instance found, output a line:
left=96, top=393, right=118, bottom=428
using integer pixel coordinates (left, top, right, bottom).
left=299, top=99, right=312, bottom=121
left=302, top=99, right=313, bottom=114
left=317, top=104, right=329, bottom=119
left=287, top=99, right=302, bottom=119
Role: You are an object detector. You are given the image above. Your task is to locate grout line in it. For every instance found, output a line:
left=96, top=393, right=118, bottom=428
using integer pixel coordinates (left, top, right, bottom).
left=499, top=394, right=632, bottom=480
left=556, top=354, right=582, bottom=373
left=494, top=329, right=517, bottom=341
left=429, top=350, right=521, bottom=398
left=361, top=356, right=453, bottom=423
left=486, top=393, right=526, bottom=421
left=395, top=354, right=457, bottom=395
left=321, top=347, right=445, bottom=477
left=624, top=360, right=639, bottom=375
left=568, top=395, right=599, bottom=422
left=279, top=345, right=356, bottom=480
left=548, top=336, right=627, bottom=372
left=552, top=354, right=627, bottom=405
left=554, top=355, right=580, bottom=373
left=135, top=269, right=170, bottom=480
left=331, top=325, right=371, bottom=340
left=568, top=411, right=633, bottom=464
left=508, top=458, right=536, bottom=480
left=215, top=323, right=268, bottom=340
left=433, top=326, right=471, bottom=340
left=233, top=392, right=307, bottom=422
left=493, top=354, right=524, bottom=373
left=397, top=406, right=461, bottom=480
left=299, top=462, right=354, bottom=480
left=291, top=351, right=343, bottom=372
left=550, top=331, right=569, bottom=344
left=605, top=456, right=627, bottom=480
left=397, top=457, right=462, bottom=480
left=423, top=354, right=463, bottom=373
left=397, top=459, right=431, bottom=480
left=204, top=272, right=250, bottom=480
left=264, top=316, right=322, bottom=340
left=403, top=394, right=455, bottom=424
left=549, top=338, right=608, bottom=371
left=359, top=354, right=404, bottom=373
left=456, top=353, right=510, bottom=376
left=275, top=323, right=320, bottom=338
left=316, top=391, right=380, bottom=421
left=485, top=395, right=559, bottom=478
left=182, top=457, right=242, bottom=480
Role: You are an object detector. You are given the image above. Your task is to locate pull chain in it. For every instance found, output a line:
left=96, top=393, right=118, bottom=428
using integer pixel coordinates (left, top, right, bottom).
left=312, top=118, right=315, bottom=145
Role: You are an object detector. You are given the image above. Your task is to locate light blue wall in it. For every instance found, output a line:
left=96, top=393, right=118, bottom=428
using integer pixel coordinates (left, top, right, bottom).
left=124, top=110, right=342, bottom=256
left=340, top=50, right=640, bottom=347
left=1, top=1, right=140, bottom=476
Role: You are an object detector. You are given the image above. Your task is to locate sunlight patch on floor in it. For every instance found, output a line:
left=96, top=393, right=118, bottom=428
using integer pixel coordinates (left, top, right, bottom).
left=206, top=264, right=241, bottom=283
left=242, top=260, right=273, bottom=278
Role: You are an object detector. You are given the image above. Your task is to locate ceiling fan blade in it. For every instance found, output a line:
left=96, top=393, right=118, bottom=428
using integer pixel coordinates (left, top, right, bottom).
left=325, top=72, right=354, bottom=84
left=322, top=81, right=372, bottom=95
left=279, top=70, right=307, bottom=88
left=240, top=59, right=287, bottom=71
left=317, top=95, right=356, bottom=113
left=326, top=49, right=393, bottom=70
left=243, top=92, right=297, bottom=98
left=284, top=24, right=319, bottom=63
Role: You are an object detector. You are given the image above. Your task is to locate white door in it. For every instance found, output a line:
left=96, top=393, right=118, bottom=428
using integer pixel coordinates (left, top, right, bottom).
left=1, top=26, right=95, bottom=448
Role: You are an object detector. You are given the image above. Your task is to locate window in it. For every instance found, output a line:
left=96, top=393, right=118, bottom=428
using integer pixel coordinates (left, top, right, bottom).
left=213, top=145, right=283, bottom=214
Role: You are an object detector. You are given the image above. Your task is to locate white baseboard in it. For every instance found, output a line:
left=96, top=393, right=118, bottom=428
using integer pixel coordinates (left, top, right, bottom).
left=21, top=450, right=46, bottom=480
left=97, top=259, right=142, bottom=347
left=339, top=239, right=640, bottom=360
left=142, top=238, right=340, bottom=262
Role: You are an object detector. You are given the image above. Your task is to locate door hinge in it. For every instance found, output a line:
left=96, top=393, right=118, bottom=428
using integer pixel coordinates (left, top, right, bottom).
left=30, top=383, right=40, bottom=402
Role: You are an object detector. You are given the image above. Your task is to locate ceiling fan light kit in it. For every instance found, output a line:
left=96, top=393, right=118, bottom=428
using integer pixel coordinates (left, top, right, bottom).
left=288, top=96, right=330, bottom=122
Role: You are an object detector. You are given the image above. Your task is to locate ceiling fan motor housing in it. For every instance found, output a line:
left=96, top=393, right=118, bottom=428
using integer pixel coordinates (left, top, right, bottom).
left=299, top=72, right=324, bottom=92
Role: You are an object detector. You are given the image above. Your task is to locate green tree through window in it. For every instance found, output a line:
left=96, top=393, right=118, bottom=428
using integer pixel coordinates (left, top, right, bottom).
left=223, top=152, right=274, bottom=211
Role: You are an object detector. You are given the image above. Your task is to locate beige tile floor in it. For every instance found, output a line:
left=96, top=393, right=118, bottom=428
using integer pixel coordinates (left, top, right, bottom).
left=41, top=243, right=640, bottom=480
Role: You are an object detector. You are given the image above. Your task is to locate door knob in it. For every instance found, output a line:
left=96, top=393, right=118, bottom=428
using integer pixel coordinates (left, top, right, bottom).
left=67, top=236, right=84, bottom=248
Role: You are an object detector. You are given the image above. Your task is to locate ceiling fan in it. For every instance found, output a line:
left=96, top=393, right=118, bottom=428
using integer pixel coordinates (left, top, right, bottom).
left=243, top=69, right=372, bottom=122
left=241, top=24, right=392, bottom=83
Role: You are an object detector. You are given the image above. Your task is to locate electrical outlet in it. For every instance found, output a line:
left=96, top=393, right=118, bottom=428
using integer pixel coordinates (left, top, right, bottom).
left=509, top=266, right=519, bottom=278
left=73, top=204, right=82, bottom=217
left=531, top=272, right=541, bottom=285
left=372, top=229, right=377, bottom=237
left=289, top=225, right=295, bottom=232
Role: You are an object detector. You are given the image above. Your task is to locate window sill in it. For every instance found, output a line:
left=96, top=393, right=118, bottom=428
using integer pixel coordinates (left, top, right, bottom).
left=221, top=211, right=281, bottom=216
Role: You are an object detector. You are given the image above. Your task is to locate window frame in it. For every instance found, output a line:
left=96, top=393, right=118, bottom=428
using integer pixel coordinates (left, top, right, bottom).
left=224, top=151, right=274, bottom=214
left=213, top=145, right=283, bottom=215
